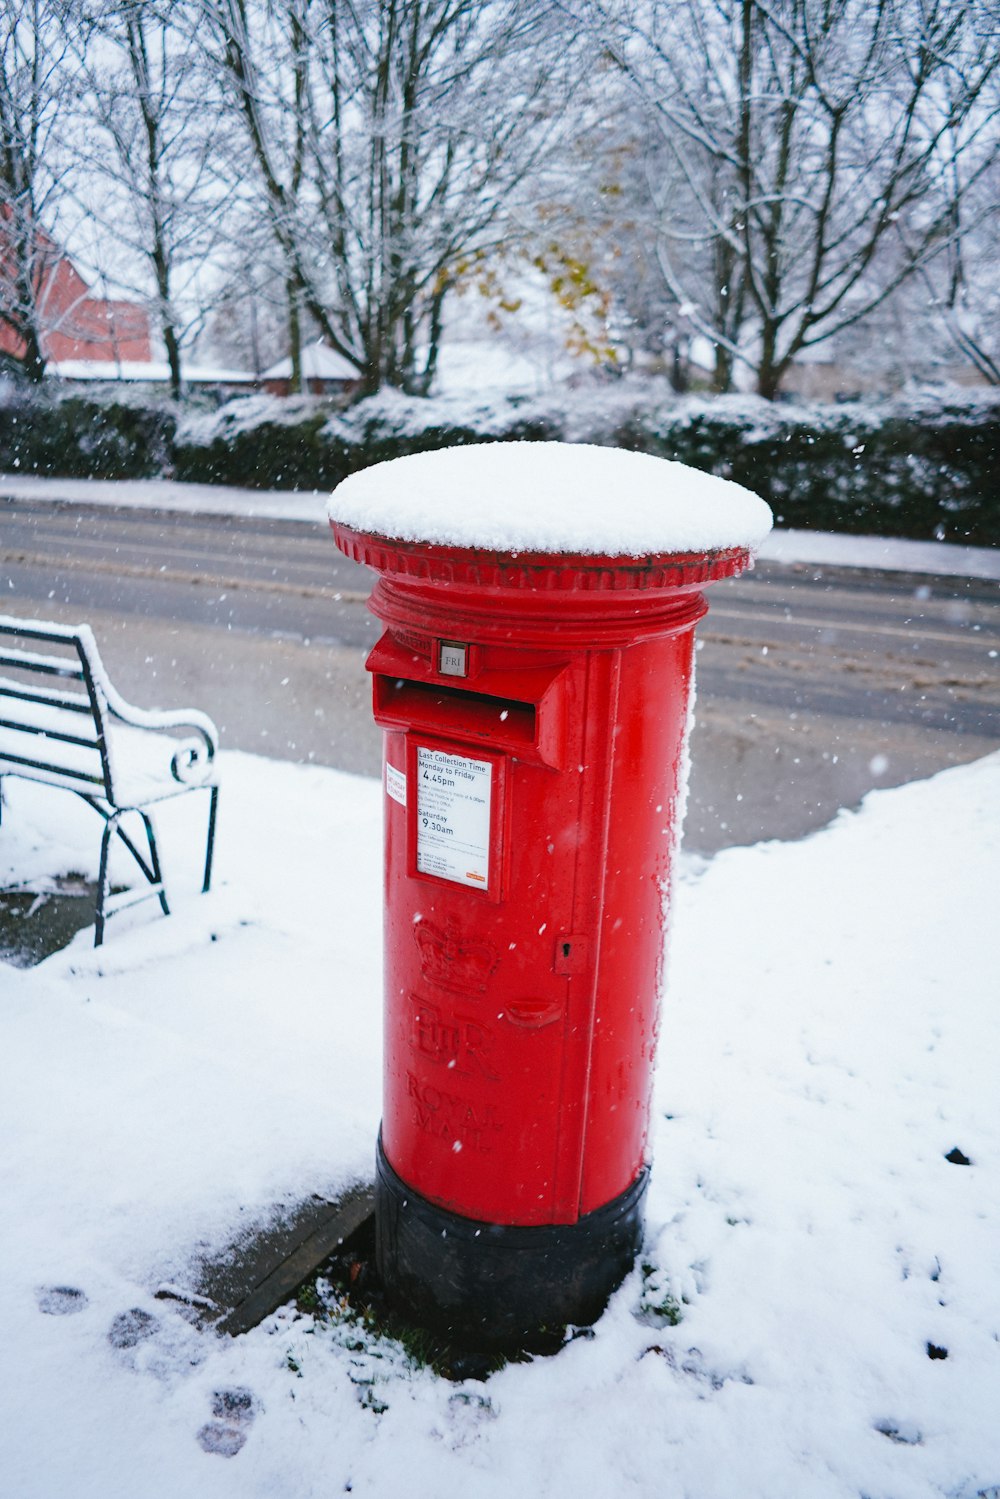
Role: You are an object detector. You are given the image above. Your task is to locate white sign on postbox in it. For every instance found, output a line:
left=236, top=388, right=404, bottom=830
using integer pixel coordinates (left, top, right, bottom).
left=416, top=746, right=492, bottom=889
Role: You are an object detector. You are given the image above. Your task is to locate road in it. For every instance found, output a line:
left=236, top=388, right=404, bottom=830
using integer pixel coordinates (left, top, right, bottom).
left=2, top=498, right=997, bottom=853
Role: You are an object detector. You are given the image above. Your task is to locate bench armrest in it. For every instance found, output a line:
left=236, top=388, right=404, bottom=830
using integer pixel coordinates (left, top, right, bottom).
left=107, top=696, right=218, bottom=785
left=77, top=625, right=219, bottom=786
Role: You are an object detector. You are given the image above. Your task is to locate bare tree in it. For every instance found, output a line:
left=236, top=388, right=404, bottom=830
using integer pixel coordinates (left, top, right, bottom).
left=196, top=189, right=319, bottom=378
left=190, top=0, right=313, bottom=391
left=0, top=0, right=78, bottom=381
left=919, top=127, right=1000, bottom=385
left=193, top=0, right=582, bottom=395
left=69, top=0, right=234, bottom=398
left=590, top=0, right=1000, bottom=397
left=200, top=245, right=290, bottom=375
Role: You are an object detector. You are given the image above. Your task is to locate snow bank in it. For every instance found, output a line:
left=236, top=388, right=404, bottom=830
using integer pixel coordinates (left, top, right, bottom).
left=327, top=441, right=773, bottom=555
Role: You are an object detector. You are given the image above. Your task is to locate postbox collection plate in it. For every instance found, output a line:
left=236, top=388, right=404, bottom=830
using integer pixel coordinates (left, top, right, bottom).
left=406, top=737, right=507, bottom=900
left=416, top=745, right=492, bottom=889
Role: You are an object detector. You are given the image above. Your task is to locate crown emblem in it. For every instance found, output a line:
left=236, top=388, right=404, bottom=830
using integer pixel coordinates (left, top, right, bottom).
left=414, top=918, right=499, bottom=994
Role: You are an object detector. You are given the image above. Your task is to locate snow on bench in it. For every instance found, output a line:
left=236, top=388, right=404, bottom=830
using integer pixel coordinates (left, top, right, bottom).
left=0, top=615, right=219, bottom=946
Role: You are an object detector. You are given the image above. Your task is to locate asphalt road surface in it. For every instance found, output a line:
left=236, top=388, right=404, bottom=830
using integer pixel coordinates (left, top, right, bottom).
left=2, top=498, right=997, bottom=853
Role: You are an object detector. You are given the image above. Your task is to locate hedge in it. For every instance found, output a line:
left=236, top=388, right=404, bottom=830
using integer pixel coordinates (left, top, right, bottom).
left=612, top=390, right=999, bottom=545
left=171, top=389, right=562, bottom=490
left=171, top=395, right=344, bottom=491
left=2, top=381, right=997, bottom=545
left=0, top=389, right=176, bottom=480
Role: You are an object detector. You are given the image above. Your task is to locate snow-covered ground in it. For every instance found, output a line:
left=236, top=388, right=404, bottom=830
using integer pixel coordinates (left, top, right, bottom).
left=1, top=743, right=998, bottom=1498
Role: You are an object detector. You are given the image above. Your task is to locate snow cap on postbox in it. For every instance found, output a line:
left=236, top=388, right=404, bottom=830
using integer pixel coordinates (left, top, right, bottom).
left=327, top=440, right=772, bottom=557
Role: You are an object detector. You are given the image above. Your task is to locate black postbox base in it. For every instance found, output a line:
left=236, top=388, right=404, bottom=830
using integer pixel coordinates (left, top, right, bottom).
left=375, top=1135, right=649, bottom=1351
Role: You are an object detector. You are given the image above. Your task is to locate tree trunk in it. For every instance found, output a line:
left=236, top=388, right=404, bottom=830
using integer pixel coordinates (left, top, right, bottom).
left=19, top=325, right=47, bottom=383
left=163, top=321, right=183, bottom=400
left=150, top=247, right=182, bottom=399
left=248, top=282, right=261, bottom=377
left=756, top=320, right=788, bottom=400
left=669, top=341, right=689, bottom=394
left=755, top=359, right=784, bottom=400
left=12, top=255, right=47, bottom=383
left=360, top=358, right=381, bottom=397
left=711, top=343, right=733, bottom=394
left=411, top=284, right=447, bottom=396
left=288, top=281, right=303, bottom=393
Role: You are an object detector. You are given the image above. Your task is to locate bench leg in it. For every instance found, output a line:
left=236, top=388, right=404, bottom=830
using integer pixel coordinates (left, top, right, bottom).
left=95, top=813, right=118, bottom=947
left=135, top=811, right=170, bottom=918
left=203, top=784, right=219, bottom=894
left=94, top=809, right=170, bottom=946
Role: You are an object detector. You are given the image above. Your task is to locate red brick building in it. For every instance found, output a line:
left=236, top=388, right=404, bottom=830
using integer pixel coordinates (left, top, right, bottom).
left=0, top=213, right=151, bottom=368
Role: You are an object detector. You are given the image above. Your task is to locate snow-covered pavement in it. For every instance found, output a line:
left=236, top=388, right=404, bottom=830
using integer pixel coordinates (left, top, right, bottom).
left=1, top=744, right=997, bottom=1498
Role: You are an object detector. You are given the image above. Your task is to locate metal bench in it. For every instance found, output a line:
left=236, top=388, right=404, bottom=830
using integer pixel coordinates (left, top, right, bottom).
left=0, top=615, right=219, bottom=945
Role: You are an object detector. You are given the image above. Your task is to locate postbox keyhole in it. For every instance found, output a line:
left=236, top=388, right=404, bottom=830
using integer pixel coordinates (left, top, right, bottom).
left=554, top=934, right=587, bottom=975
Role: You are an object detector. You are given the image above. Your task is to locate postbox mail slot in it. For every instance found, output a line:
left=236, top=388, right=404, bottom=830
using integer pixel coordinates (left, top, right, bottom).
left=368, top=633, right=568, bottom=766
left=374, top=676, right=536, bottom=755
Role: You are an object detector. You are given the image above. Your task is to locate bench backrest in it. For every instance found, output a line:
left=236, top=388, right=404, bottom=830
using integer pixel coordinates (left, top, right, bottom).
left=0, top=616, right=114, bottom=799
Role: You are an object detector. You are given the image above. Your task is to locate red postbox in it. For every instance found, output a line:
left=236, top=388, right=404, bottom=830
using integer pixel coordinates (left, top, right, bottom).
left=329, top=442, right=770, bottom=1346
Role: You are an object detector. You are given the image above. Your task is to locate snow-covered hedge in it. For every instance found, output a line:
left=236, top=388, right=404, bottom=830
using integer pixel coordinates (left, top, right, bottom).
left=613, top=388, right=999, bottom=545
left=3, top=381, right=998, bottom=544
left=171, top=387, right=560, bottom=491
left=173, top=384, right=999, bottom=545
left=171, top=394, right=343, bottom=491
left=0, top=386, right=176, bottom=479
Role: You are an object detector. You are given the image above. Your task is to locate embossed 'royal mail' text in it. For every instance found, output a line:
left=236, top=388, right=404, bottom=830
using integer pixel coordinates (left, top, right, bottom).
left=407, top=1071, right=503, bottom=1154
